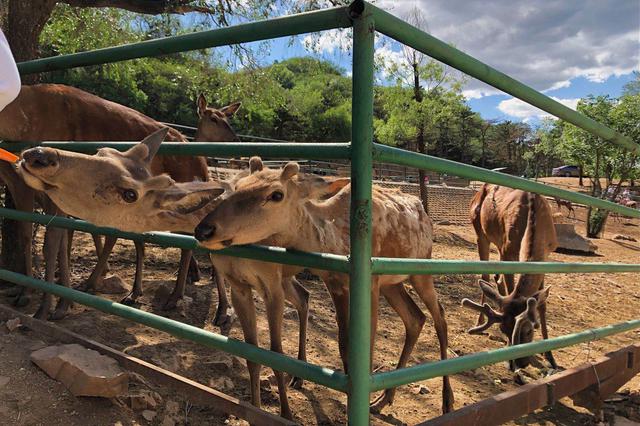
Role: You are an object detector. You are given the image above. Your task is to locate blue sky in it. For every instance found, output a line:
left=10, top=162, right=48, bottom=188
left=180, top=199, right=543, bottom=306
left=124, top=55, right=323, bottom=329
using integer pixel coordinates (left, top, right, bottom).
left=195, top=0, right=639, bottom=124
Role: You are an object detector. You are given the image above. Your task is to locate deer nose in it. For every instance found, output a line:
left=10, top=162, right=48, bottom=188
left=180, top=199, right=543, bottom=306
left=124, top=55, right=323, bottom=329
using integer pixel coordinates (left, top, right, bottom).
left=194, top=222, right=216, bottom=242
left=22, top=147, right=59, bottom=169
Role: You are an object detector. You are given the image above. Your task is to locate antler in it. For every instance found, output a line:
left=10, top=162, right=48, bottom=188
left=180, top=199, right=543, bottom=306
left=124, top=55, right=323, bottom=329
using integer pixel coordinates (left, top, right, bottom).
left=461, top=298, right=504, bottom=334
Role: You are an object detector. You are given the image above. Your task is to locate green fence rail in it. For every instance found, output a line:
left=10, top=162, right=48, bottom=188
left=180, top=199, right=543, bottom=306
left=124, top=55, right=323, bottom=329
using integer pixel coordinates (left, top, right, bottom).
left=6, top=1, right=639, bottom=424
left=0, top=141, right=351, bottom=159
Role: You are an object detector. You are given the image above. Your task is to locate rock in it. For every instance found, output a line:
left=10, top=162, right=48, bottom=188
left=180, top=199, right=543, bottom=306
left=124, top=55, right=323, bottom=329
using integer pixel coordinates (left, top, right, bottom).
left=165, top=400, right=180, bottom=416
left=160, top=416, right=176, bottom=426
left=613, top=416, right=639, bottom=426
left=614, top=234, right=637, bottom=242
left=95, top=275, right=130, bottom=294
left=5, top=318, right=21, bottom=332
left=142, top=410, right=156, bottom=422
left=0, top=376, right=9, bottom=389
left=29, top=340, right=47, bottom=351
left=283, top=308, right=298, bottom=320
left=205, top=354, right=233, bottom=370
left=30, top=344, right=128, bottom=397
left=127, top=390, right=159, bottom=411
left=210, top=376, right=234, bottom=392
left=416, top=385, right=431, bottom=395
left=260, top=377, right=272, bottom=391
left=554, top=223, right=598, bottom=253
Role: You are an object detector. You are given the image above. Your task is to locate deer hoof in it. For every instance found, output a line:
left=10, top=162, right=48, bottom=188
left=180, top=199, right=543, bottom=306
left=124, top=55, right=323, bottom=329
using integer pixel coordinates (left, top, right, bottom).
left=213, top=307, right=236, bottom=336
left=12, top=294, right=30, bottom=308
left=33, top=305, right=49, bottom=320
left=120, top=291, right=141, bottom=306
left=370, top=390, right=393, bottom=414
left=50, top=300, right=72, bottom=320
left=289, top=376, right=304, bottom=390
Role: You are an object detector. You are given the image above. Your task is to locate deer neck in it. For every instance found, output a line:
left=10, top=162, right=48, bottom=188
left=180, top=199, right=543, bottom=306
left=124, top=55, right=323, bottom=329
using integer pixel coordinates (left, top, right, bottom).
left=264, top=196, right=349, bottom=255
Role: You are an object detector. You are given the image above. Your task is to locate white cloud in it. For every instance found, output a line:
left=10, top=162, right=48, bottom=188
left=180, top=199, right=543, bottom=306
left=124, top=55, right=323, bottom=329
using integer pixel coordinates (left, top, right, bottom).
left=302, top=29, right=352, bottom=55
left=374, top=0, right=639, bottom=98
left=498, top=96, right=579, bottom=120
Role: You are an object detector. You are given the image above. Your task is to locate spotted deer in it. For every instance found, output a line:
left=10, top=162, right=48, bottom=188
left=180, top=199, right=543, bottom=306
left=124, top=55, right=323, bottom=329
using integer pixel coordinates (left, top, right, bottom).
left=465, top=183, right=558, bottom=370
left=195, top=158, right=454, bottom=415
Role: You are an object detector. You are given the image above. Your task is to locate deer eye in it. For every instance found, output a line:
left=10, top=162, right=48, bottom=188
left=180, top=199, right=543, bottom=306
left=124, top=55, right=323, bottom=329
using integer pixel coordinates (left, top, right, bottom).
left=268, top=191, right=284, bottom=202
left=121, top=189, right=138, bottom=203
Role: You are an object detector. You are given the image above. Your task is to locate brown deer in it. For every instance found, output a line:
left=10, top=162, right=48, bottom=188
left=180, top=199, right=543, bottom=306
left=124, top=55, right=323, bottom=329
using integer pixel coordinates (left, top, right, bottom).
left=0, top=84, right=237, bottom=320
left=465, top=184, right=558, bottom=370
left=18, top=139, right=316, bottom=420
left=195, top=158, right=454, bottom=415
left=553, top=196, right=575, bottom=218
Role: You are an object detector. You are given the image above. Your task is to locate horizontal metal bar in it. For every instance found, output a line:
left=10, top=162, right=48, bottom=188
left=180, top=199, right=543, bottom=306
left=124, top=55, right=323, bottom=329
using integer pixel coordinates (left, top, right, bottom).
left=370, top=317, right=640, bottom=392
left=0, top=268, right=347, bottom=392
left=17, top=7, right=353, bottom=75
left=368, top=3, right=640, bottom=155
left=0, top=142, right=351, bottom=159
left=373, top=143, right=640, bottom=218
left=0, top=208, right=350, bottom=273
left=371, top=258, right=640, bottom=275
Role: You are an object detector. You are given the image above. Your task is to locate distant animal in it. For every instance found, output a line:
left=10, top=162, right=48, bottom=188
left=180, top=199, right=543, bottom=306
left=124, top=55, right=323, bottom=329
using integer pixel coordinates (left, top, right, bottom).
left=553, top=196, right=575, bottom=218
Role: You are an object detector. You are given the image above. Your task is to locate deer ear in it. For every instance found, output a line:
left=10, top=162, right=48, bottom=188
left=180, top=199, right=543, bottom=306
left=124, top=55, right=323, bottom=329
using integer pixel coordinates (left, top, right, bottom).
left=197, top=93, right=208, bottom=117
left=299, top=175, right=350, bottom=199
left=160, top=181, right=226, bottom=215
left=126, top=128, right=168, bottom=165
left=534, top=286, right=550, bottom=305
left=220, top=101, right=241, bottom=117
left=281, top=162, right=300, bottom=181
left=249, top=157, right=263, bottom=173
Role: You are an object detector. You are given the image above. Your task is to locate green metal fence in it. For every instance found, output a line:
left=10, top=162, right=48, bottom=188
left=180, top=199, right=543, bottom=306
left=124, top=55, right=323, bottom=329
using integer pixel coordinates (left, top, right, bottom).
left=3, top=1, right=639, bottom=424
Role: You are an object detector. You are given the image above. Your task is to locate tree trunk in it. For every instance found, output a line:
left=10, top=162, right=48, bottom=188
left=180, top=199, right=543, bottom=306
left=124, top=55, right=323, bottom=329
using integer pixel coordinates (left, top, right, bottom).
left=417, top=125, right=428, bottom=214
left=578, top=164, right=584, bottom=187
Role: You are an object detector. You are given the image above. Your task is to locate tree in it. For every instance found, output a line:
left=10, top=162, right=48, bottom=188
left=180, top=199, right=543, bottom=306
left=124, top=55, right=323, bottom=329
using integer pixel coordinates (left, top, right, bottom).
left=375, top=6, right=465, bottom=212
left=552, top=95, right=639, bottom=237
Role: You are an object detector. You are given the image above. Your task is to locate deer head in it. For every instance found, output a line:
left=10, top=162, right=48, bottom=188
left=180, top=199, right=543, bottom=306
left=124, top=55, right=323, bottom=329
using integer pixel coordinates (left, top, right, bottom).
left=461, top=279, right=550, bottom=369
left=17, top=128, right=226, bottom=233
left=194, top=157, right=350, bottom=249
left=195, top=94, right=241, bottom=142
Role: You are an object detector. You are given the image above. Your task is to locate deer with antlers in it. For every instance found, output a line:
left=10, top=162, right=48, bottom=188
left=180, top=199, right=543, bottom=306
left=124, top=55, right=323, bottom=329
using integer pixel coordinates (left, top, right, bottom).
left=465, top=184, right=558, bottom=370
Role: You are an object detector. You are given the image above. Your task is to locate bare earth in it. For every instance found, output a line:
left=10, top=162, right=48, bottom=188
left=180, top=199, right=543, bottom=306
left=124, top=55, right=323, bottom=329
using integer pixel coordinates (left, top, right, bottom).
left=1, top=177, right=639, bottom=425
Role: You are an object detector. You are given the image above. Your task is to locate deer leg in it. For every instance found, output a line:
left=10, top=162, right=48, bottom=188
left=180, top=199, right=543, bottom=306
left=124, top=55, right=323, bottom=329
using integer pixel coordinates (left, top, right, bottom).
left=187, top=255, right=201, bottom=283
left=263, top=278, right=293, bottom=420
left=538, top=301, right=558, bottom=369
left=51, top=228, right=72, bottom=320
left=230, top=283, right=260, bottom=409
left=327, top=283, right=350, bottom=372
left=499, top=250, right=517, bottom=295
left=163, top=249, right=191, bottom=310
left=91, top=234, right=110, bottom=275
left=370, top=284, right=426, bottom=413
left=410, top=275, right=454, bottom=414
left=283, top=276, right=309, bottom=389
left=81, top=236, right=117, bottom=292
left=67, top=229, right=74, bottom=261
left=4, top=180, right=35, bottom=306
left=121, top=240, right=144, bottom=305
left=475, top=233, right=491, bottom=326
left=35, top=226, right=63, bottom=320
left=212, top=268, right=234, bottom=334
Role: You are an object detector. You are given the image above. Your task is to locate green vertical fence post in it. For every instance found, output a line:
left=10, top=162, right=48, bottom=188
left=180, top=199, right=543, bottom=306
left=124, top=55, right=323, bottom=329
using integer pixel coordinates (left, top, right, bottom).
left=348, top=2, right=375, bottom=424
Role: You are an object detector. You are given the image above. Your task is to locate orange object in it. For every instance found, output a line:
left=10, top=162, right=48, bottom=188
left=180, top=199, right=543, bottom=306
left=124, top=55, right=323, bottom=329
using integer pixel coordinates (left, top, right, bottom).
left=0, top=148, right=19, bottom=163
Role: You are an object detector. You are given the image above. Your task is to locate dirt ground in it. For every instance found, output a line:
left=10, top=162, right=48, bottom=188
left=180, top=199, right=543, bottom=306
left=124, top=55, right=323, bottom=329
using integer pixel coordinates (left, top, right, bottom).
left=1, top=178, right=639, bottom=425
